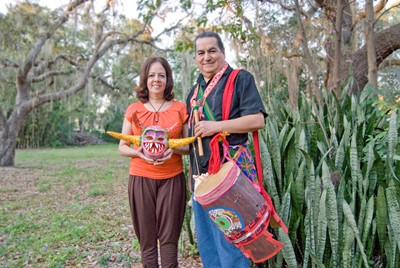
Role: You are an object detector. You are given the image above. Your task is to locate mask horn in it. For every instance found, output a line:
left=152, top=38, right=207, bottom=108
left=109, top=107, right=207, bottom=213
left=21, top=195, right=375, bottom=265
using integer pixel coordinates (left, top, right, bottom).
left=168, top=136, right=196, bottom=148
left=107, top=131, right=141, bottom=146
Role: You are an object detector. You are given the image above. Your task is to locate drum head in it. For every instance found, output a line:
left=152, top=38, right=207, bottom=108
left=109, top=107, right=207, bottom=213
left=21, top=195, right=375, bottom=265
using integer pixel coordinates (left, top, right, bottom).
left=195, top=161, right=235, bottom=196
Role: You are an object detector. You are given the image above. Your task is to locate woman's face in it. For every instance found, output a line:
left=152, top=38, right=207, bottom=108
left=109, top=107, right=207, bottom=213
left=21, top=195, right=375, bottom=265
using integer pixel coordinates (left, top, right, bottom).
left=147, top=62, right=167, bottom=98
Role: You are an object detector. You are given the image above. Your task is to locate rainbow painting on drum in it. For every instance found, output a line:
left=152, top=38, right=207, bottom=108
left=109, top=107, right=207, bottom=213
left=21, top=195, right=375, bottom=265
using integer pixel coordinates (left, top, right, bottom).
left=207, top=206, right=244, bottom=236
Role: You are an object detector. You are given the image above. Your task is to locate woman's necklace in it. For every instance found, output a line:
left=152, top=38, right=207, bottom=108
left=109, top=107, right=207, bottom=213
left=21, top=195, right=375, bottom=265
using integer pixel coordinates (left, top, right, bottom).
left=148, top=99, right=167, bottom=123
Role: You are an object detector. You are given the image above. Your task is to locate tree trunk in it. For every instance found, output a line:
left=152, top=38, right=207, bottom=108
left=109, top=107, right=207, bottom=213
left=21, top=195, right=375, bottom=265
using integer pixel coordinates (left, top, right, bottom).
left=294, top=0, right=322, bottom=107
left=181, top=51, right=193, bottom=100
left=0, top=126, right=17, bottom=167
left=321, top=0, right=352, bottom=99
left=331, top=0, right=344, bottom=98
left=0, top=111, right=25, bottom=166
left=350, top=23, right=400, bottom=94
left=285, top=59, right=300, bottom=111
left=366, top=0, right=378, bottom=89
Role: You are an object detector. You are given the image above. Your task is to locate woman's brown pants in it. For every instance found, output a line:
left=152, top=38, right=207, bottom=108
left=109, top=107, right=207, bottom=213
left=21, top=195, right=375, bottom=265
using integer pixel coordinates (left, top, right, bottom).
left=128, top=173, right=186, bottom=268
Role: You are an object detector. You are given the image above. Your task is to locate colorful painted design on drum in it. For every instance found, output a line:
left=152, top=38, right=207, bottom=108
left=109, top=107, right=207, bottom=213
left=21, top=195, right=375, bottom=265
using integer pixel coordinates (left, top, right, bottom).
left=207, top=206, right=244, bottom=236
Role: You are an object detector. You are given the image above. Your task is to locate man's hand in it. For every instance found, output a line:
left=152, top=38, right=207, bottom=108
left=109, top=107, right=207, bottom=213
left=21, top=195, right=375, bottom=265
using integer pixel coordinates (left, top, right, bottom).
left=194, top=121, right=221, bottom=138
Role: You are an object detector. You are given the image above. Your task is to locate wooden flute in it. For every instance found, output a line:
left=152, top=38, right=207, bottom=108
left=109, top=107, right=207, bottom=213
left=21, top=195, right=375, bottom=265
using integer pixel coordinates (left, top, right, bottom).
left=193, top=101, right=204, bottom=156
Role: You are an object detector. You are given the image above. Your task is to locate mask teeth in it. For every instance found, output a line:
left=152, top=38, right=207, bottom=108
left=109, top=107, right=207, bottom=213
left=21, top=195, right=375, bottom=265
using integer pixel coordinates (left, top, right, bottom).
left=144, top=142, right=165, bottom=154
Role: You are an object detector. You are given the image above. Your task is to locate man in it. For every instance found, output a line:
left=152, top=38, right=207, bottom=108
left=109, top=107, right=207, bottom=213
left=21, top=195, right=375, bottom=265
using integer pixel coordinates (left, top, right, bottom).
left=186, top=31, right=267, bottom=268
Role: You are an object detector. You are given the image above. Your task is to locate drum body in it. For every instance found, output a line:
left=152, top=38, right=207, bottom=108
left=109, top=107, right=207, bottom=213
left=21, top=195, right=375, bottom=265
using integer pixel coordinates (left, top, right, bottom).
left=194, top=161, right=283, bottom=263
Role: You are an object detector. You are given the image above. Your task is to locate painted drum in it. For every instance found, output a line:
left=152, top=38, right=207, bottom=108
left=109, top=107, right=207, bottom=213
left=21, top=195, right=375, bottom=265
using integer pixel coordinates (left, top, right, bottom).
left=194, top=161, right=283, bottom=263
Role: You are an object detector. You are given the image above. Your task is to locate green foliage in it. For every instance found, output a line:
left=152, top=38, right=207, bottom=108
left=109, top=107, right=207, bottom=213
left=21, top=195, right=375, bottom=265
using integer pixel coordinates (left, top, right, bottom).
left=137, top=0, right=163, bottom=23
left=377, top=69, right=400, bottom=109
left=257, top=87, right=400, bottom=267
left=17, top=101, right=75, bottom=148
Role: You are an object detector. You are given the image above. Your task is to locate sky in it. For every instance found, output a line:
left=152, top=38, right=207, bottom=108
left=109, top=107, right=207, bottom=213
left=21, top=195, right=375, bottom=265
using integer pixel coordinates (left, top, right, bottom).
left=0, top=0, right=138, bottom=18
left=1, top=0, right=399, bottom=16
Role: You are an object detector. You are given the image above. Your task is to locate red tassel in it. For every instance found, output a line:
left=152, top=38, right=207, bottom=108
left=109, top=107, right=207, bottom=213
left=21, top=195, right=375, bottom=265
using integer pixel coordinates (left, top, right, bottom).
left=208, top=134, right=222, bottom=174
left=208, top=133, right=230, bottom=174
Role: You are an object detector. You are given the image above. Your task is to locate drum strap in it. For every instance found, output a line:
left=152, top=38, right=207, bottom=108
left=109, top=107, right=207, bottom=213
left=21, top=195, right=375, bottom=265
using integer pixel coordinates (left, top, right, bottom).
left=208, top=69, right=241, bottom=174
left=209, top=69, right=288, bottom=233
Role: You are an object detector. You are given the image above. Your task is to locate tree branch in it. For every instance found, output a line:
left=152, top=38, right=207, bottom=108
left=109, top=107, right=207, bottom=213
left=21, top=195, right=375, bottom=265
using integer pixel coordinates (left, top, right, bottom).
left=351, top=23, right=400, bottom=94
left=20, top=29, right=156, bottom=114
left=379, top=59, right=400, bottom=69
left=357, top=0, right=389, bottom=20
left=266, top=0, right=309, bottom=17
left=16, top=0, right=90, bottom=104
left=31, top=70, right=74, bottom=83
left=376, top=2, right=400, bottom=23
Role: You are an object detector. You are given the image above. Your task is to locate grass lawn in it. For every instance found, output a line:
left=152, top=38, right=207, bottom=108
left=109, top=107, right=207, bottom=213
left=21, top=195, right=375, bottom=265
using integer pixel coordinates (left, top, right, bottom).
left=0, top=144, right=200, bottom=268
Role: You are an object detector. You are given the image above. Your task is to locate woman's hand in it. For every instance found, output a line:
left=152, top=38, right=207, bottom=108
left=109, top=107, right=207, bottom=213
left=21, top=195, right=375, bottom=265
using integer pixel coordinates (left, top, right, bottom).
left=136, top=146, right=158, bottom=164
left=152, top=148, right=173, bottom=165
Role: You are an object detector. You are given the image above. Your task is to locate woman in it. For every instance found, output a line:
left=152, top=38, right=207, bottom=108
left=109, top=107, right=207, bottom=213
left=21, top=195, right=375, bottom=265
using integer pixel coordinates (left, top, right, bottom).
left=118, top=56, right=188, bottom=268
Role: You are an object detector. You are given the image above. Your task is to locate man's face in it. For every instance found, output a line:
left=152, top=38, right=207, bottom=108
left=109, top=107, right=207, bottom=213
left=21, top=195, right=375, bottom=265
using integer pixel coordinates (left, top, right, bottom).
left=195, top=37, right=225, bottom=81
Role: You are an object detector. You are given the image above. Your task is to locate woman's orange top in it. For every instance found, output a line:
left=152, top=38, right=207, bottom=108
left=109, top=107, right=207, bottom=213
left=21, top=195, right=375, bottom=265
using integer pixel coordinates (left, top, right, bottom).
left=125, top=100, right=188, bottom=179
